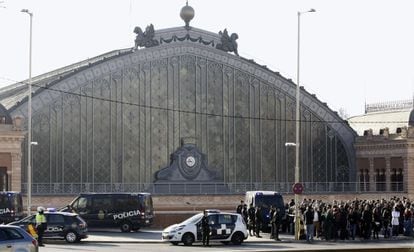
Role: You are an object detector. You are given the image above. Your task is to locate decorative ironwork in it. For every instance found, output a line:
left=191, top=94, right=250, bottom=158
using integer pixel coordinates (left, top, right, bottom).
left=365, top=99, right=413, bottom=113
left=19, top=47, right=354, bottom=194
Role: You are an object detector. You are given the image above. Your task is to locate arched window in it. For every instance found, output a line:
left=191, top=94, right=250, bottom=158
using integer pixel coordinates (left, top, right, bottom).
left=397, top=169, right=403, bottom=191
left=375, top=169, right=386, bottom=191
left=391, top=169, right=403, bottom=191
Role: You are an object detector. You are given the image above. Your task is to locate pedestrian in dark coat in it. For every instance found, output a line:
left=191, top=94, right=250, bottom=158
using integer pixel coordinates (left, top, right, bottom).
left=201, top=210, right=210, bottom=246
left=247, top=203, right=256, bottom=236
left=255, top=206, right=263, bottom=238
left=361, top=205, right=372, bottom=240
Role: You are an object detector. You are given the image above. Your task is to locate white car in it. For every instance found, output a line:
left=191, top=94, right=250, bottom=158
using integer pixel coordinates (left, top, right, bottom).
left=162, top=210, right=248, bottom=246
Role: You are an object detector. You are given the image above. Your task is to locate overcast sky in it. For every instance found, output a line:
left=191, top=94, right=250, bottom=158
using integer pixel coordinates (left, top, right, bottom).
left=1, top=0, right=413, bottom=117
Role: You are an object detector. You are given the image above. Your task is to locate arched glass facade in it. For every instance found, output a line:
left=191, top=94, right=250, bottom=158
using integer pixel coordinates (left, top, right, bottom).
left=7, top=27, right=356, bottom=194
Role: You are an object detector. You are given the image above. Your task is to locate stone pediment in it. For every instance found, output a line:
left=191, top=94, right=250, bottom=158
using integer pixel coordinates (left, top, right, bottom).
left=154, top=143, right=217, bottom=182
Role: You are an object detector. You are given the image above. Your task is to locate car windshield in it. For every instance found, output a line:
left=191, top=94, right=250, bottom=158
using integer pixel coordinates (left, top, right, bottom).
left=181, top=213, right=203, bottom=225
left=256, top=195, right=284, bottom=209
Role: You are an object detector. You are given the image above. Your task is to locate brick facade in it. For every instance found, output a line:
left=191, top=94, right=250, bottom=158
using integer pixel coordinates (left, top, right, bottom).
left=0, top=117, right=25, bottom=192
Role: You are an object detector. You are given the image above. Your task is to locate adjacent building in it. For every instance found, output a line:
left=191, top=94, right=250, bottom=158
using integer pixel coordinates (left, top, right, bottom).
left=349, top=100, right=414, bottom=197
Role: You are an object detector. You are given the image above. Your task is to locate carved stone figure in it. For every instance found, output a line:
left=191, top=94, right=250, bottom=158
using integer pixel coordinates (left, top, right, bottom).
left=216, top=29, right=239, bottom=56
left=133, top=24, right=159, bottom=49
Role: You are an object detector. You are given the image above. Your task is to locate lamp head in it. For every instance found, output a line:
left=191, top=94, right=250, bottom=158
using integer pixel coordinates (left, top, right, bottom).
left=21, top=9, right=32, bottom=15
left=309, top=8, right=316, bottom=12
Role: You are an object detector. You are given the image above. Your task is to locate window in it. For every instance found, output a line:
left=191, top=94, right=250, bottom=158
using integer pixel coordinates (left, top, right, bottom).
left=218, top=214, right=234, bottom=225
left=114, top=195, right=138, bottom=211
left=0, top=228, right=24, bottom=241
left=0, top=229, right=7, bottom=241
left=208, top=215, right=217, bottom=225
left=92, top=196, right=112, bottom=213
left=47, top=214, right=65, bottom=224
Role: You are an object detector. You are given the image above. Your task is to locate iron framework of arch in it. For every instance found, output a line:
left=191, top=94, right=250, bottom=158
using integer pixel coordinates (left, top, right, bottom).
left=9, top=28, right=356, bottom=195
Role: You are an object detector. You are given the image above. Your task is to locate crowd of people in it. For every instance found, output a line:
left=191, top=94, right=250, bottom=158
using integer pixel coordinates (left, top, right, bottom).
left=236, top=196, right=413, bottom=242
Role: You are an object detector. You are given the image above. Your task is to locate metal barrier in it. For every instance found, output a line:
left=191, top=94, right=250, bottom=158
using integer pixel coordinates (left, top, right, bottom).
left=22, top=182, right=406, bottom=195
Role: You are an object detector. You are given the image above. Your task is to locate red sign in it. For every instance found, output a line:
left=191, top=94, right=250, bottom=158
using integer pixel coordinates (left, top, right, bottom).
left=292, top=183, right=304, bottom=194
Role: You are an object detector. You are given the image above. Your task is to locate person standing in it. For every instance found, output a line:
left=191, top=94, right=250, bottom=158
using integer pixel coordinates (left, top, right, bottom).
left=313, top=206, right=321, bottom=239
left=304, top=205, right=315, bottom=242
left=274, top=207, right=282, bottom=241
left=391, top=205, right=400, bottom=237
left=269, top=206, right=276, bottom=239
left=255, top=206, right=263, bottom=238
left=247, top=204, right=256, bottom=236
left=201, top=210, right=210, bottom=246
left=236, top=200, right=244, bottom=214
left=361, top=205, right=372, bottom=240
left=348, top=205, right=359, bottom=240
left=372, top=205, right=382, bottom=239
left=35, top=206, right=47, bottom=247
left=242, top=203, right=248, bottom=226
left=382, top=204, right=391, bottom=238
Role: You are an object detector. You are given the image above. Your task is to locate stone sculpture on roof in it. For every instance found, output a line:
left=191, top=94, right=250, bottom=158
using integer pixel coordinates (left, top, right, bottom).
left=133, top=24, right=159, bottom=49
left=216, top=28, right=239, bottom=56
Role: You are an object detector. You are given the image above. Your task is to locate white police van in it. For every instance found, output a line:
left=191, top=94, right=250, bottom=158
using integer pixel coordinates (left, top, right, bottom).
left=162, top=210, right=248, bottom=246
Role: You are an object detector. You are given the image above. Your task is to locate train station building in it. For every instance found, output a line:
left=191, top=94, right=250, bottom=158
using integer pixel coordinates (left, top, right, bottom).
left=0, top=3, right=411, bottom=200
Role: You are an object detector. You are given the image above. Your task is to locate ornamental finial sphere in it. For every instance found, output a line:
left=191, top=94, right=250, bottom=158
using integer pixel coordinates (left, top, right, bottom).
left=180, top=1, right=194, bottom=29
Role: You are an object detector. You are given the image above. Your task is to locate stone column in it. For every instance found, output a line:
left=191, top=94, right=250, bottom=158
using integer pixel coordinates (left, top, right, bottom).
left=356, top=169, right=361, bottom=191
left=385, top=157, right=391, bottom=192
left=10, top=153, right=22, bottom=192
left=369, top=157, right=375, bottom=192
left=403, top=157, right=414, bottom=195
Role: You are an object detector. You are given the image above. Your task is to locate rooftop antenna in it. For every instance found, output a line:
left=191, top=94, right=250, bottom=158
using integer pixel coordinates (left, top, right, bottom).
left=364, top=82, right=367, bottom=114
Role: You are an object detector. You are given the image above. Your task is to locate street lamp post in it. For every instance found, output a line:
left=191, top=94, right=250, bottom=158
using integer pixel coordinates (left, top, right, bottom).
left=21, top=8, right=33, bottom=216
left=294, top=8, right=315, bottom=240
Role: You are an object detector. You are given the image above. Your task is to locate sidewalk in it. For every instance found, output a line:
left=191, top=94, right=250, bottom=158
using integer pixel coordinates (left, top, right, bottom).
left=84, top=229, right=413, bottom=244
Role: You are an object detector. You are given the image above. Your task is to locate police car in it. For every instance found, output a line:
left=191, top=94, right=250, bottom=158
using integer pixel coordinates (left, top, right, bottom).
left=10, top=209, right=88, bottom=243
left=162, top=210, right=248, bottom=246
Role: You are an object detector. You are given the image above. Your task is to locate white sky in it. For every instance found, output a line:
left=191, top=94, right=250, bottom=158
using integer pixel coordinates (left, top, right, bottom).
left=1, top=0, right=413, bottom=117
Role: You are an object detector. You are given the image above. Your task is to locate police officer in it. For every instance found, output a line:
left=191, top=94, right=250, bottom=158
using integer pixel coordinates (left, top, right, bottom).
left=36, top=206, right=47, bottom=246
left=255, top=206, right=263, bottom=238
left=247, top=203, right=256, bottom=236
left=236, top=200, right=244, bottom=214
left=201, top=210, right=210, bottom=246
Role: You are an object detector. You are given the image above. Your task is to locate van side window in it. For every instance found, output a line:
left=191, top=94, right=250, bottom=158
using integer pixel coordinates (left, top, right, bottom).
left=92, top=196, right=112, bottom=213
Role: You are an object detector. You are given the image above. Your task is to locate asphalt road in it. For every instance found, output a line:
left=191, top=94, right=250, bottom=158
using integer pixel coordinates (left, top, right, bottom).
left=38, top=240, right=414, bottom=252
left=37, top=229, right=414, bottom=252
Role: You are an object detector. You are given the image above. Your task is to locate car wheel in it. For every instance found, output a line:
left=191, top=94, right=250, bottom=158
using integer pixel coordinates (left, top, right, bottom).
left=120, top=221, right=132, bottom=232
left=182, top=233, right=195, bottom=246
left=171, top=241, right=179, bottom=245
left=231, top=231, right=244, bottom=245
left=65, top=231, right=79, bottom=243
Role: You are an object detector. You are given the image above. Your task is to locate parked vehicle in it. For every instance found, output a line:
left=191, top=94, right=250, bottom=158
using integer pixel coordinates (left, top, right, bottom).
left=0, top=225, right=38, bottom=252
left=162, top=210, right=248, bottom=246
left=245, top=191, right=285, bottom=231
left=0, top=192, right=24, bottom=224
left=10, top=211, right=88, bottom=243
left=60, top=192, right=154, bottom=232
